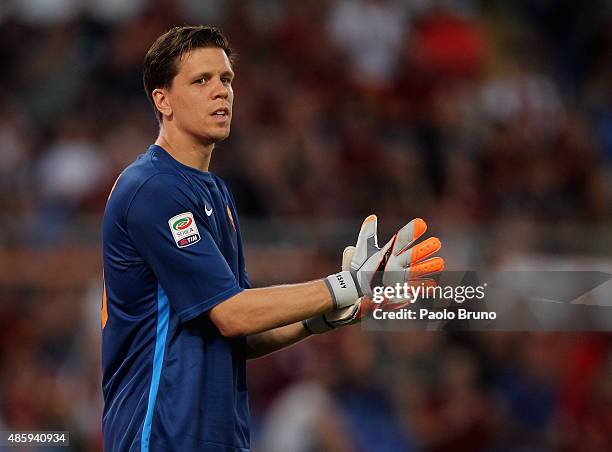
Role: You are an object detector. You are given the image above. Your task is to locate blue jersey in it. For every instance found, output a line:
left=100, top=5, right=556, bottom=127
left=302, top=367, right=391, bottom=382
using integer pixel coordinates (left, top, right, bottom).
left=102, top=144, right=250, bottom=452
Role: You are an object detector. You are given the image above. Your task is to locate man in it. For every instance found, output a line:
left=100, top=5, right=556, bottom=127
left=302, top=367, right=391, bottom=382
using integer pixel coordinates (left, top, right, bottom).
left=102, top=25, right=444, bottom=451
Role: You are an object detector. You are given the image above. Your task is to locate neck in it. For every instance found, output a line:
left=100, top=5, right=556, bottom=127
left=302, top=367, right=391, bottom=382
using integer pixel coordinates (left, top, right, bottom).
left=155, top=126, right=214, bottom=172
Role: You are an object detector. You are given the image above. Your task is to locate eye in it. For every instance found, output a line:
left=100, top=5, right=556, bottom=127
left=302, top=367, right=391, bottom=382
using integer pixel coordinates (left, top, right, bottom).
left=195, top=77, right=208, bottom=85
left=221, top=77, right=232, bottom=85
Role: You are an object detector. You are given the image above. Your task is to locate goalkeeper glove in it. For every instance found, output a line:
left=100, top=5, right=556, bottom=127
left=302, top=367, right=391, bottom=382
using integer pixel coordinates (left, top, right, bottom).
left=305, top=215, right=444, bottom=334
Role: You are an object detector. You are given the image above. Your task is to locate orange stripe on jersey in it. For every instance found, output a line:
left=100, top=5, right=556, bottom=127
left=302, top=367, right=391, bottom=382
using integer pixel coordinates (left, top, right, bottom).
left=107, top=173, right=122, bottom=201
left=102, top=281, right=108, bottom=329
left=226, top=205, right=236, bottom=231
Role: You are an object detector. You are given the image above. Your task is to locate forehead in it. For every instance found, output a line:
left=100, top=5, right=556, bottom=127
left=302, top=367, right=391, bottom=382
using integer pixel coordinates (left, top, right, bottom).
left=176, top=47, right=233, bottom=78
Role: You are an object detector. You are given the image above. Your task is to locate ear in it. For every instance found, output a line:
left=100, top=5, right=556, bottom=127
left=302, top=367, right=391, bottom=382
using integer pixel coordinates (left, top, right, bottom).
left=152, top=88, right=172, bottom=118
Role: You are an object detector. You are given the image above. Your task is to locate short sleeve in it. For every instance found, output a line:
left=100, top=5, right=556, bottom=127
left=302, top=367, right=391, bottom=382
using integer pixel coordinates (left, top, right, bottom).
left=126, top=174, right=243, bottom=322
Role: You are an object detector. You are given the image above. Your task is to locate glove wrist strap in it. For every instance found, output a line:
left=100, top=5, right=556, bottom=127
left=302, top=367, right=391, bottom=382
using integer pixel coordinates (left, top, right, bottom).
left=303, top=316, right=333, bottom=334
left=324, top=270, right=361, bottom=309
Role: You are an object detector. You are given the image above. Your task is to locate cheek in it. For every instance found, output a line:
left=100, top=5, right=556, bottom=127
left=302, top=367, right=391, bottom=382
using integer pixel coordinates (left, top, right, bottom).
left=170, top=94, right=188, bottom=117
left=175, top=95, right=206, bottom=122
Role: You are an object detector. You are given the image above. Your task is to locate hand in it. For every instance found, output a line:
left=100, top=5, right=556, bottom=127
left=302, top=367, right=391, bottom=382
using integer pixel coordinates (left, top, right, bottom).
left=324, top=215, right=445, bottom=309
left=305, top=215, right=445, bottom=334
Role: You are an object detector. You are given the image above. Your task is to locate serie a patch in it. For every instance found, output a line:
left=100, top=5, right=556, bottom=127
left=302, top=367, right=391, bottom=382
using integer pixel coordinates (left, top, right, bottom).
left=168, top=212, right=201, bottom=248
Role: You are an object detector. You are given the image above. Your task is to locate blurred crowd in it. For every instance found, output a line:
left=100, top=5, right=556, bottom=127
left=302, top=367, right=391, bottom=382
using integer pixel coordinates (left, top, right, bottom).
left=0, top=0, right=611, bottom=450
left=1, top=0, right=611, bottom=240
left=251, top=331, right=612, bottom=451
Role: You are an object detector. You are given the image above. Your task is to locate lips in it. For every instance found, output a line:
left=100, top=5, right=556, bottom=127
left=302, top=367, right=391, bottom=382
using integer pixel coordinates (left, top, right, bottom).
left=211, top=107, right=230, bottom=117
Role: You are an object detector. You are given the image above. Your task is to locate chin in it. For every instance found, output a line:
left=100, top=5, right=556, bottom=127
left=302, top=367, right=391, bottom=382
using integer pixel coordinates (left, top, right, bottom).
left=198, top=127, right=231, bottom=145
left=212, top=129, right=230, bottom=143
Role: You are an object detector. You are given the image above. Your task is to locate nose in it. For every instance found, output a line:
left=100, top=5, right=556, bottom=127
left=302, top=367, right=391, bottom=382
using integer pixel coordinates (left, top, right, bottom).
left=212, top=77, right=229, bottom=100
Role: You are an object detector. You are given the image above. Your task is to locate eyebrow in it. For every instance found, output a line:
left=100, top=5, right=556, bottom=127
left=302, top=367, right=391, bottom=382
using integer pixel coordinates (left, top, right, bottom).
left=191, top=70, right=235, bottom=81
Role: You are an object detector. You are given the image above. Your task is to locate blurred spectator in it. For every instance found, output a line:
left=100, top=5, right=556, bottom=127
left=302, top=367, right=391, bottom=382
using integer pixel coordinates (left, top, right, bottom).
left=15, top=0, right=79, bottom=25
left=328, top=0, right=407, bottom=89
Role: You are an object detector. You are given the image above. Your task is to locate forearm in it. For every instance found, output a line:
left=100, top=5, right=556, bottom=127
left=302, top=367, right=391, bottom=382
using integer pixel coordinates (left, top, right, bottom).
left=209, top=279, right=333, bottom=337
left=246, top=321, right=310, bottom=359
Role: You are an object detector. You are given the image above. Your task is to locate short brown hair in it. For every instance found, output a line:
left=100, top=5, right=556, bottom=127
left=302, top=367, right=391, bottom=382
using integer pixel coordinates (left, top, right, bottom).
left=143, top=25, right=234, bottom=123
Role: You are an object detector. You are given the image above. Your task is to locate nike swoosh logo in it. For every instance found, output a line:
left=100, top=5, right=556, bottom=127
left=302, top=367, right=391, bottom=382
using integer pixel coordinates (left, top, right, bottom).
left=205, top=205, right=213, bottom=216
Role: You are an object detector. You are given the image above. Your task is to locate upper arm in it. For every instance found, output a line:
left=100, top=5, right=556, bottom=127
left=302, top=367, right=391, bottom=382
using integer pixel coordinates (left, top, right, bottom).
left=126, top=174, right=243, bottom=322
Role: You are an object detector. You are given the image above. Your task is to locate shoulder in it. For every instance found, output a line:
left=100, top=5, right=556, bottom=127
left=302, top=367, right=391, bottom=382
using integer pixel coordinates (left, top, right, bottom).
left=106, top=151, right=197, bottom=220
left=120, top=148, right=189, bottom=191
left=125, top=172, right=199, bottom=218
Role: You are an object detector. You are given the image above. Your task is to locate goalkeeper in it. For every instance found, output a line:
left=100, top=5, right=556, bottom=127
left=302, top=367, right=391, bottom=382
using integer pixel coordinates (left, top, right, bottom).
left=101, top=25, right=444, bottom=452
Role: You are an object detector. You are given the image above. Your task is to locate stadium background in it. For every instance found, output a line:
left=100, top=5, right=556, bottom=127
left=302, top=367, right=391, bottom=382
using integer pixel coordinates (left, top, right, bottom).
left=0, top=0, right=611, bottom=450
